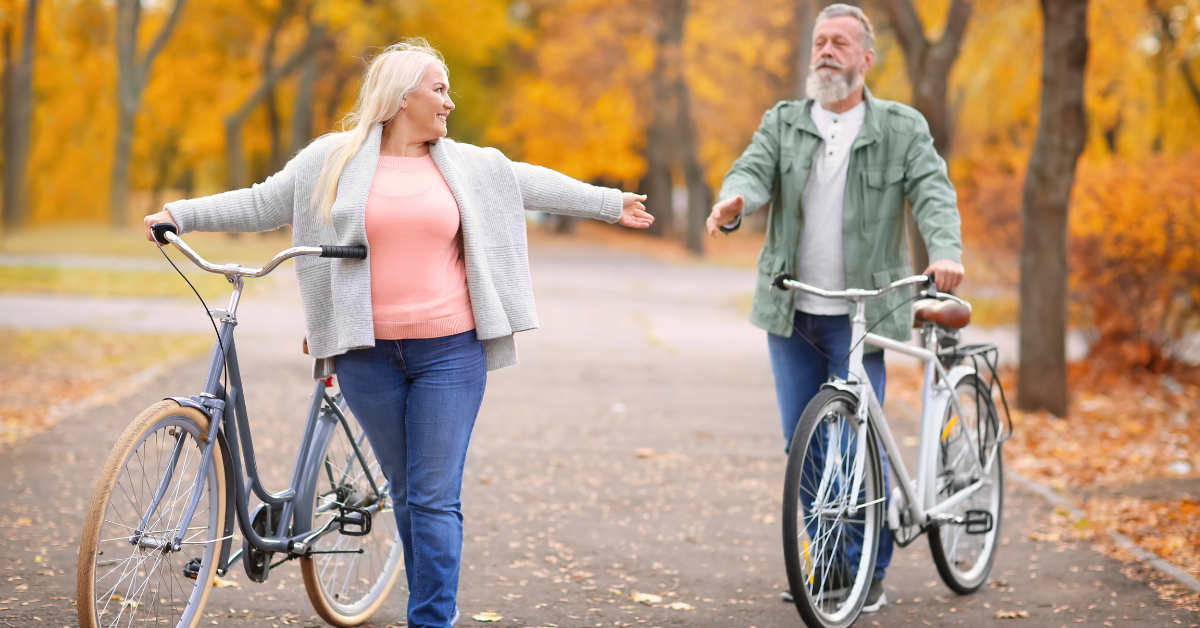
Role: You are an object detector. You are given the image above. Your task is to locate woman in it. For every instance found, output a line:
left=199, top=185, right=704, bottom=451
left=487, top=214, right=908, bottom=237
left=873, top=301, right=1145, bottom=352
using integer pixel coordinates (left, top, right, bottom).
left=143, top=39, right=653, bottom=628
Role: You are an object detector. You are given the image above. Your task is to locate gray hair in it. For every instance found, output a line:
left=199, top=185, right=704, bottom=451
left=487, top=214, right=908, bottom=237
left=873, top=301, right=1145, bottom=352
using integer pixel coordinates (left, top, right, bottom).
left=815, top=3, right=875, bottom=51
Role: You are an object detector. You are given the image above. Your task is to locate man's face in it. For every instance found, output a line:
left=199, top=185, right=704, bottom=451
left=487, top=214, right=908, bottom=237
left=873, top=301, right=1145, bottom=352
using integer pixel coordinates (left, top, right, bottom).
left=807, top=15, right=875, bottom=104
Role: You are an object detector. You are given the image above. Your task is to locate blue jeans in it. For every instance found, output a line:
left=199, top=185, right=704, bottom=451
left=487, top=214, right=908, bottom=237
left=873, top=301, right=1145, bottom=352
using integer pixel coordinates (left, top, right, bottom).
left=336, top=330, right=487, bottom=628
left=767, top=310, right=893, bottom=580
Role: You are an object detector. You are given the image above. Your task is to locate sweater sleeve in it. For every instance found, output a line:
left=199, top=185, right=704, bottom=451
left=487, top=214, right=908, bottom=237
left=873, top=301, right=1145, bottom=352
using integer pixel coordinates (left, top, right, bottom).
left=165, top=158, right=298, bottom=234
left=510, top=161, right=623, bottom=224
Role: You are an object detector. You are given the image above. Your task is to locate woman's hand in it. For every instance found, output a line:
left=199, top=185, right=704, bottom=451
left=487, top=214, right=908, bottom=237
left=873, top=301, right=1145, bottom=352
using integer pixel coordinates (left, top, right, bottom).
left=144, top=209, right=177, bottom=243
left=618, top=193, right=653, bottom=229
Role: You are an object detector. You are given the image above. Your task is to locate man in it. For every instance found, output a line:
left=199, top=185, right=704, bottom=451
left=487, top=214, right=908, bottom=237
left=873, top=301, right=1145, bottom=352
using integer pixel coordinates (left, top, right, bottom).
left=707, top=3, right=964, bottom=614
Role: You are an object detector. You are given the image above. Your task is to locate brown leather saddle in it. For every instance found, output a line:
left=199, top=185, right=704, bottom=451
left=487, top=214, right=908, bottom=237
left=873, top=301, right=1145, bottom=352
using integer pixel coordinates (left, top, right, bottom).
left=913, top=298, right=971, bottom=329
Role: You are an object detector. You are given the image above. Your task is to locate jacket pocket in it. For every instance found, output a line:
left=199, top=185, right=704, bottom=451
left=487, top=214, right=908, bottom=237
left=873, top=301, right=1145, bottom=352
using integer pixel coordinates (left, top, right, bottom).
left=862, top=166, right=905, bottom=238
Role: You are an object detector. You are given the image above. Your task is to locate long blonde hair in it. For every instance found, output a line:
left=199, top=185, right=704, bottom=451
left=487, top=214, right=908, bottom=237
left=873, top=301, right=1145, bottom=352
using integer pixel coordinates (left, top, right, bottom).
left=312, top=38, right=448, bottom=221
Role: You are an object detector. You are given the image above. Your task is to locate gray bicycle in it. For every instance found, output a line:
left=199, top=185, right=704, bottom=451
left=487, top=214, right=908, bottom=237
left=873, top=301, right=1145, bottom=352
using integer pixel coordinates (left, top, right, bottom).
left=77, top=224, right=403, bottom=628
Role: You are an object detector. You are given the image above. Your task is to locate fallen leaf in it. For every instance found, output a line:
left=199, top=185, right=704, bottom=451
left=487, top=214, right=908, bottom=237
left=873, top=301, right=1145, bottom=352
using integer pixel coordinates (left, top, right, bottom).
left=632, top=592, right=662, bottom=605
left=212, top=576, right=240, bottom=588
left=665, top=602, right=694, bottom=610
left=471, top=611, right=502, bottom=622
left=634, top=448, right=655, bottom=458
left=15, top=517, right=32, bottom=527
left=995, top=610, right=1030, bottom=619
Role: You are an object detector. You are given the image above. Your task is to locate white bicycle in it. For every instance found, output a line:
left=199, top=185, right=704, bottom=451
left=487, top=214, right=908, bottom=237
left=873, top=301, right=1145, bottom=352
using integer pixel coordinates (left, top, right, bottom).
left=774, top=273, right=1009, bottom=628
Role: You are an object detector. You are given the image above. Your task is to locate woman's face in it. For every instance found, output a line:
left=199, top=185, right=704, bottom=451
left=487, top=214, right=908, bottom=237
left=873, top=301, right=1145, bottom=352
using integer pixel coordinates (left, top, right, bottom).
left=400, top=64, right=455, bottom=141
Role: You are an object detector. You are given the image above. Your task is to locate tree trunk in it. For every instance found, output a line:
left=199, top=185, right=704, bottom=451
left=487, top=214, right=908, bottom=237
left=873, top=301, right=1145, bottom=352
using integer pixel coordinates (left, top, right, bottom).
left=110, top=0, right=188, bottom=225
left=2, top=0, right=38, bottom=232
left=262, top=0, right=293, bottom=172
left=878, top=0, right=972, bottom=274
left=1017, top=0, right=1089, bottom=416
left=290, top=27, right=323, bottom=156
left=224, top=27, right=318, bottom=191
left=640, top=0, right=680, bottom=238
left=793, top=0, right=815, bottom=100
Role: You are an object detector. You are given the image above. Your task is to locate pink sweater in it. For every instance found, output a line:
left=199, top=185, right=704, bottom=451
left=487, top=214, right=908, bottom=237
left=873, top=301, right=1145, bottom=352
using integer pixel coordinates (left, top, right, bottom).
left=364, top=154, right=475, bottom=339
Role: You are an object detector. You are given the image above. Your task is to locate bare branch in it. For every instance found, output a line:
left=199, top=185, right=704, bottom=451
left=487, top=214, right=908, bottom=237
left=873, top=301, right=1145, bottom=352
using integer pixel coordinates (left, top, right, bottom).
left=140, top=0, right=189, bottom=80
left=1181, top=59, right=1200, bottom=114
left=878, top=0, right=927, bottom=56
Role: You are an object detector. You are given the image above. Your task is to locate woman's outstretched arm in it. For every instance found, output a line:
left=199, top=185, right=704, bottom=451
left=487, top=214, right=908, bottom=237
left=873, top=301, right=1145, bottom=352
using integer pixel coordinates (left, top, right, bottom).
left=511, top=162, right=652, bottom=229
left=144, top=156, right=300, bottom=241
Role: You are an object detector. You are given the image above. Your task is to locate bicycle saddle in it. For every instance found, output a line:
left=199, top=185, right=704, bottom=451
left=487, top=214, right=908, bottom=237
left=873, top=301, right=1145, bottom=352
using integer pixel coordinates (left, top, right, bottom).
left=913, top=298, right=971, bottom=329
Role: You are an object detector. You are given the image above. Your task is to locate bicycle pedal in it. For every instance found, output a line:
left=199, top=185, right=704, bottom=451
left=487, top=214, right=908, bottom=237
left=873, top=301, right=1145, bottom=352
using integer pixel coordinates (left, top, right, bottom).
left=182, top=557, right=202, bottom=580
left=964, top=509, right=993, bottom=534
left=334, top=505, right=372, bottom=537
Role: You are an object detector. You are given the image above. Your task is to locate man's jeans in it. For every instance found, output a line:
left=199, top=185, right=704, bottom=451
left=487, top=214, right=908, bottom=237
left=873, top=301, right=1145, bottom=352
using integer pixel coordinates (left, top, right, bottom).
left=767, top=310, right=894, bottom=580
left=336, top=330, right=487, bottom=628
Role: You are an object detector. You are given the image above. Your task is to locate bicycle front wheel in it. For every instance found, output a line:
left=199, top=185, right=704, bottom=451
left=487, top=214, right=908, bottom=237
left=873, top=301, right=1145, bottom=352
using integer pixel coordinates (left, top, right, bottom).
left=77, top=400, right=226, bottom=628
left=928, top=374, right=1004, bottom=593
left=782, top=388, right=885, bottom=628
left=300, top=394, right=403, bottom=626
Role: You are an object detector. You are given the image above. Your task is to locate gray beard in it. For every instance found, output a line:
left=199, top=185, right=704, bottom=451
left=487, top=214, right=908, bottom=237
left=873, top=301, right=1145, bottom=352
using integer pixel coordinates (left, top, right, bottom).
left=806, top=66, right=861, bottom=105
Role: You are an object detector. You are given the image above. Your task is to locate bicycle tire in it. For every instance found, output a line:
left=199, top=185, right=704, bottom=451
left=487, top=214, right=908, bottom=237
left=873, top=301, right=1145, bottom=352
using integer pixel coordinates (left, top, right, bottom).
left=782, top=388, right=885, bottom=628
left=928, top=375, right=1004, bottom=594
left=300, top=395, right=404, bottom=626
left=77, top=400, right=227, bottom=628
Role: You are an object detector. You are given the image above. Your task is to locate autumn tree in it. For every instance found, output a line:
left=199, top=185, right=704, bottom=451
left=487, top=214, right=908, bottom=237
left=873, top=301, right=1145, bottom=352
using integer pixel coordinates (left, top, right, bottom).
left=224, top=2, right=323, bottom=191
left=110, top=0, right=188, bottom=225
left=2, top=0, right=38, bottom=232
left=641, top=0, right=710, bottom=253
left=1018, top=0, right=1088, bottom=415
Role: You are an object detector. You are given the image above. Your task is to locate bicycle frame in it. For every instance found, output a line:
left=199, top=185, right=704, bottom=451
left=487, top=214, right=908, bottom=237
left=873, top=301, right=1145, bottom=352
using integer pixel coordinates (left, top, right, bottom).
left=132, top=233, right=385, bottom=577
left=778, top=275, right=998, bottom=531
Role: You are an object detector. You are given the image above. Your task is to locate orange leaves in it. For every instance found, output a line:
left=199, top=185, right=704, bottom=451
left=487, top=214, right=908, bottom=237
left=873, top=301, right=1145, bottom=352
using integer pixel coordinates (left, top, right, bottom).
left=1068, top=152, right=1200, bottom=369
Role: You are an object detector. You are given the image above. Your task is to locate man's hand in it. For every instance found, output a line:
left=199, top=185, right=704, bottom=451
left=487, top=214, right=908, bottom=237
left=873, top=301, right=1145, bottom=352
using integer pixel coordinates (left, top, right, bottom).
left=143, top=209, right=177, bottom=243
left=923, top=259, right=964, bottom=292
left=706, top=195, right=745, bottom=236
left=618, top=193, right=653, bottom=229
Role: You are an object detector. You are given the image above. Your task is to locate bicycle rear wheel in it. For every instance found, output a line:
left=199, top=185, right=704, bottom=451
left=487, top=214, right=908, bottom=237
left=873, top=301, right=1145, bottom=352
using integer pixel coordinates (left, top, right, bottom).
left=301, top=393, right=403, bottom=626
left=929, top=374, right=1003, bottom=593
left=77, top=400, right=226, bottom=628
left=782, top=389, right=885, bottom=628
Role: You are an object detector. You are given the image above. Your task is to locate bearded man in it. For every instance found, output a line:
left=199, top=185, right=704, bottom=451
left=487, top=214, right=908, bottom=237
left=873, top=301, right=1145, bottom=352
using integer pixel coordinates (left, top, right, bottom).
left=707, top=3, right=964, bottom=613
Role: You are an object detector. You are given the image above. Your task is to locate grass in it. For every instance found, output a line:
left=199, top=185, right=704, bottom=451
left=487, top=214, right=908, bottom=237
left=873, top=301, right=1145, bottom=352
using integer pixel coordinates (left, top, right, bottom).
left=0, top=328, right=212, bottom=445
left=1, top=224, right=296, bottom=299
left=0, top=265, right=234, bottom=300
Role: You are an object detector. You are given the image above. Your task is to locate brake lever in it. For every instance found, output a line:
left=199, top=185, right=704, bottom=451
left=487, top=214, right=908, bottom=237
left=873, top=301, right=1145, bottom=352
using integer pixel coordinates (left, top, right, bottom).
left=923, top=273, right=938, bottom=299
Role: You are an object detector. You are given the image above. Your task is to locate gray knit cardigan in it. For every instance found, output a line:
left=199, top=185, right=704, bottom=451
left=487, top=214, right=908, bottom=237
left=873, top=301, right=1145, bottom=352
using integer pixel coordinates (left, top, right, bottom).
left=166, top=124, right=624, bottom=371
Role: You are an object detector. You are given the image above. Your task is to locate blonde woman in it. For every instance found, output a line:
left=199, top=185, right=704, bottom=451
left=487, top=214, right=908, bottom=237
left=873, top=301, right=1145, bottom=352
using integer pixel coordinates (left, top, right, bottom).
left=143, top=39, right=652, bottom=628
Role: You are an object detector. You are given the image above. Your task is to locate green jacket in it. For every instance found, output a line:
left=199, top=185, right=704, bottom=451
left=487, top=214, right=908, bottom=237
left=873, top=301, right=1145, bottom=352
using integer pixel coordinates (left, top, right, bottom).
left=719, top=88, right=963, bottom=345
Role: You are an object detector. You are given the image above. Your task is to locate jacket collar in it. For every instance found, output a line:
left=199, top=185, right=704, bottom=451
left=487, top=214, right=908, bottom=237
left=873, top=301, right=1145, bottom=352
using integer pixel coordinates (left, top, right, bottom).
left=785, top=85, right=883, bottom=149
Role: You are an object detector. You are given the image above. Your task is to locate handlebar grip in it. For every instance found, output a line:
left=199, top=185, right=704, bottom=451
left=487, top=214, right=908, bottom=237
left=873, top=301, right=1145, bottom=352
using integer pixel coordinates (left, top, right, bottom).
left=320, top=245, right=368, bottom=259
left=772, top=272, right=794, bottom=291
left=151, top=222, right=178, bottom=245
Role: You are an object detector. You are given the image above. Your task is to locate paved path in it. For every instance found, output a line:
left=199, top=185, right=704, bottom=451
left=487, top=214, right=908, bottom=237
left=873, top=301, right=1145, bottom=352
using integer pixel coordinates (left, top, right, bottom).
left=1, top=242, right=1196, bottom=627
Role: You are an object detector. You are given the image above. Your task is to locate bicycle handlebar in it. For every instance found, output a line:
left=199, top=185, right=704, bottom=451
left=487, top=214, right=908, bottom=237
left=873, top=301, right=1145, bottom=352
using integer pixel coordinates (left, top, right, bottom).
left=772, top=272, right=946, bottom=302
left=151, top=222, right=366, bottom=279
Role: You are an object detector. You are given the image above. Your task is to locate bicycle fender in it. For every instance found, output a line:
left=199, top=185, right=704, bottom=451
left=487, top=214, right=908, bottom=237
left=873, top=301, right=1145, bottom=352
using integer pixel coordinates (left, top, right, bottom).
left=165, top=396, right=211, bottom=417
left=291, top=411, right=339, bottom=537
left=921, top=364, right=979, bottom=512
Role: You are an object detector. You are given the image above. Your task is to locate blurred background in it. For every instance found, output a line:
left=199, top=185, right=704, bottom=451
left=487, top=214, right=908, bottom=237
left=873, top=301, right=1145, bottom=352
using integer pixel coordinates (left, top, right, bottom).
left=0, top=0, right=1198, bottom=598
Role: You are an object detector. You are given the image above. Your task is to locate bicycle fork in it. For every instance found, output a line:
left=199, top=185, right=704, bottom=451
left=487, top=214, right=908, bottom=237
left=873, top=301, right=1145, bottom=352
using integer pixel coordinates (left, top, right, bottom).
left=129, top=395, right=226, bottom=553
